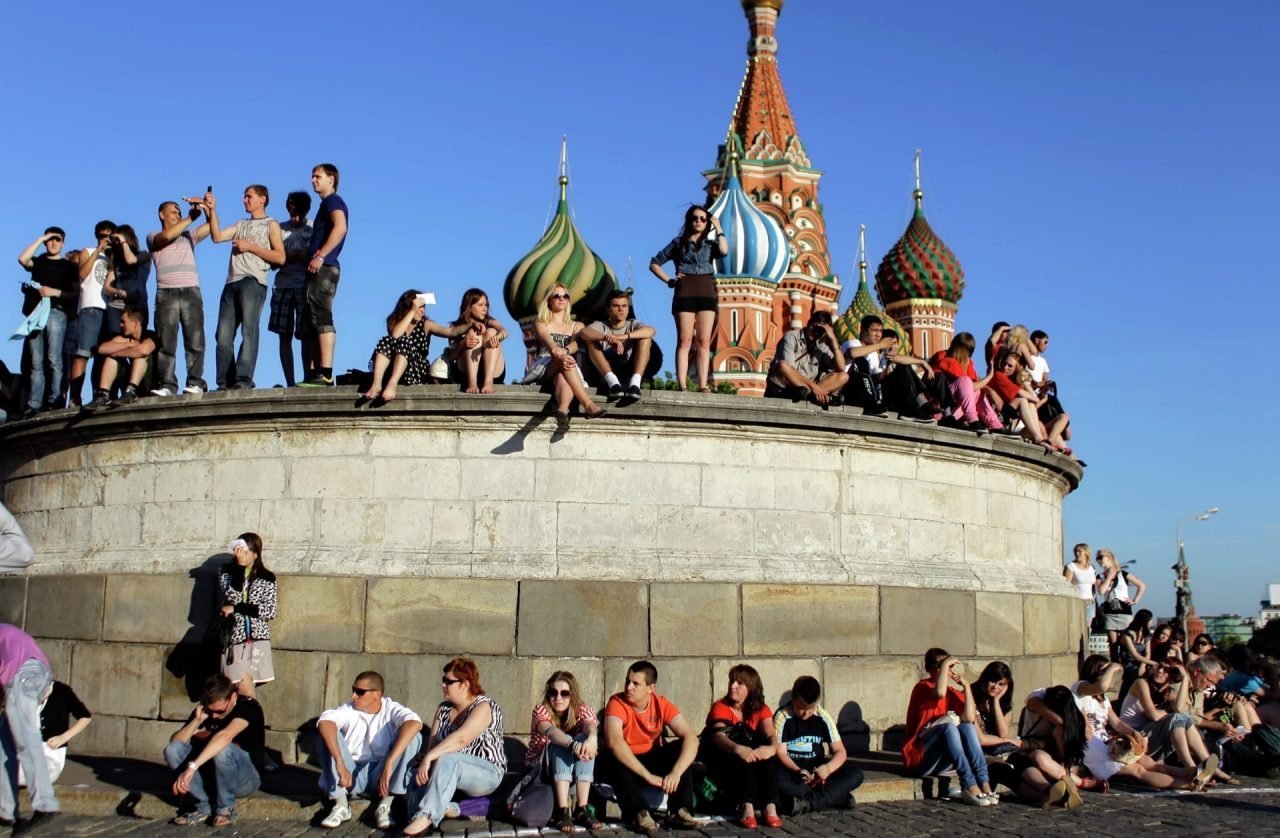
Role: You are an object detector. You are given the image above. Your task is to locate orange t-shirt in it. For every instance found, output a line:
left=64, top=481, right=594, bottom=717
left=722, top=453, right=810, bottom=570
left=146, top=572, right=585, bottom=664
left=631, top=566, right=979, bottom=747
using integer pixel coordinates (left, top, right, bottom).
left=604, top=692, right=681, bottom=755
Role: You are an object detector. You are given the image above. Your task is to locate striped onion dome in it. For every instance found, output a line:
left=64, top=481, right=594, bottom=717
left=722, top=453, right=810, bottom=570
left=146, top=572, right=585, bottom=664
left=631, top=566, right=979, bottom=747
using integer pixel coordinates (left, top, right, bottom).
left=875, top=189, right=965, bottom=305
left=709, top=157, right=789, bottom=284
left=503, top=171, right=617, bottom=324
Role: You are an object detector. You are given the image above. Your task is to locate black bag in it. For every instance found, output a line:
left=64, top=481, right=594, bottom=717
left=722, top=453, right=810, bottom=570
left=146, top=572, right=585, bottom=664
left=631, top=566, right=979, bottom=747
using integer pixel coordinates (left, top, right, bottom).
left=507, top=754, right=555, bottom=828
left=1100, top=598, right=1131, bottom=616
left=206, top=616, right=234, bottom=666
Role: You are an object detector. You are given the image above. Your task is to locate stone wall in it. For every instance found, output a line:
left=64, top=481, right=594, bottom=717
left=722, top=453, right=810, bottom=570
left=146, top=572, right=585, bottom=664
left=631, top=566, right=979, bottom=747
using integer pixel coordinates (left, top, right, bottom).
left=0, top=572, right=1086, bottom=760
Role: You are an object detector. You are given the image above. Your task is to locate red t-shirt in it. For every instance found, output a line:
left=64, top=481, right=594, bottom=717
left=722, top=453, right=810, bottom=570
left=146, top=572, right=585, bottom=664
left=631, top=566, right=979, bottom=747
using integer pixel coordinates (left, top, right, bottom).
left=526, top=702, right=597, bottom=767
left=706, top=699, right=773, bottom=733
left=901, top=678, right=966, bottom=771
left=605, top=693, right=681, bottom=756
left=929, top=352, right=977, bottom=381
left=989, top=371, right=1021, bottom=403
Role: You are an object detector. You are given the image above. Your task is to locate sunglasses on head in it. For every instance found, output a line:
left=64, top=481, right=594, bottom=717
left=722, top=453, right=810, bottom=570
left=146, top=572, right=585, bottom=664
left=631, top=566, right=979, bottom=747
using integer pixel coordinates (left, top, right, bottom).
left=547, top=689, right=572, bottom=699
left=351, top=686, right=378, bottom=696
left=442, top=677, right=463, bottom=686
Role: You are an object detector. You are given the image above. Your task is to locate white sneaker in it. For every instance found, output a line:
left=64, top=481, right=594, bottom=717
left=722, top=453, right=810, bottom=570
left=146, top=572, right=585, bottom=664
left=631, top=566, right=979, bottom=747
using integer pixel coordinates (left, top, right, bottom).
left=150, top=387, right=174, bottom=397
left=962, top=790, right=992, bottom=807
left=374, top=798, right=393, bottom=829
left=982, top=791, right=1000, bottom=805
left=182, top=385, right=204, bottom=395
left=320, top=802, right=352, bottom=828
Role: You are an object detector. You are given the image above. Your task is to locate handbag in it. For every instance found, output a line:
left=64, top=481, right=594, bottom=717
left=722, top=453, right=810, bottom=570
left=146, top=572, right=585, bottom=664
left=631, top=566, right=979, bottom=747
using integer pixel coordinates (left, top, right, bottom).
left=507, top=752, right=555, bottom=828
left=205, top=615, right=234, bottom=666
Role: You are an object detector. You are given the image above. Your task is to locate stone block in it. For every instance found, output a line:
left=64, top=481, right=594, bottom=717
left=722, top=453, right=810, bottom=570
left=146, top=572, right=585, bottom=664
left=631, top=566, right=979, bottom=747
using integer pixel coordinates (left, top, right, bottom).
left=142, top=501, right=217, bottom=545
left=976, top=592, right=1025, bottom=658
left=1, top=477, right=50, bottom=515
left=461, top=459, right=535, bottom=500
left=273, top=576, right=366, bottom=652
left=214, top=458, right=285, bottom=501
left=73, top=642, right=164, bottom=717
left=518, top=581, right=647, bottom=658
left=840, top=514, right=909, bottom=565
left=702, top=466, right=773, bottom=509
left=70, top=714, right=126, bottom=756
left=0, top=577, right=26, bottom=627
left=557, top=503, right=656, bottom=551
left=846, top=447, right=918, bottom=481
left=1050, top=654, right=1080, bottom=688
left=27, top=576, right=103, bottom=640
left=751, top=440, right=842, bottom=472
left=279, top=428, right=369, bottom=458
left=265, top=728, right=300, bottom=764
left=548, top=428, right=651, bottom=463
left=743, top=585, right=878, bottom=656
left=880, top=588, right=976, bottom=657
left=1023, top=595, right=1073, bottom=656
left=906, top=519, right=964, bottom=563
left=153, top=459, right=213, bottom=503
left=822, top=657, right=922, bottom=735
left=1014, top=656, right=1054, bottom=694
left=845, top=475, right=902, bottom=518
left=535, top=461, right=701, bottom=507
left=102, top=463, right=155, bottom=506
left=365, top=578, right=517, bottom=655
left=472, top=501, right=557, bottom=554
left=258, top=498, right=316, bottom=545
left=712, top=658, right=821, bottom=712
left=651, top=583, right=739, bottom=657
left=289, top=457, right=374, bottom=499
left=61, top=470, right=102, bottom=507
left=159, top=647, right=204, bottom=721
left=528, top=659, right=606, bottom=720
left=39, top=639, right=74, bottom=680
left=87, top=436, right=148, bottom=468
left=90, top=504, right=141, bottom=549
left=456, top=429, right=540, bottom=459
left=987, top=493, right=1041, bottom=534
left=467, top=655, right=534, bottom=735
left=373, top=458, right=461, bottom=500
left=754, top=510, right=834, bottom=556
left=215, top=499, right=262, bottom=539
left=103, top=575, right=194, bottom=644
left=915, top=456, right=976, bottom=488
left=900, top=479, right=987, bottom=527
left=324, top=653, right=452, bottom=715
left=318, top=498, right=387, bottom=547
left=125, top=718, right=176, bottom=760
left=773, top=469, right=839, bottom=513
left=267, top=649, right=330, bottom=729
left=653, top=506, right=754, bottom=555
left=603, top=658, right=713, bottom=729
left=431, top=501, right=475, bottom=551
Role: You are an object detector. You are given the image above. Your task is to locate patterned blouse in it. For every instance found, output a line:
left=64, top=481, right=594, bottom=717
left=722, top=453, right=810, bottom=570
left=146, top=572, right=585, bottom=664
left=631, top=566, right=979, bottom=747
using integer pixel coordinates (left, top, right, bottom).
left=219, top=564, right=278, bottom=645
left=432, top=695, right=507, bottom=772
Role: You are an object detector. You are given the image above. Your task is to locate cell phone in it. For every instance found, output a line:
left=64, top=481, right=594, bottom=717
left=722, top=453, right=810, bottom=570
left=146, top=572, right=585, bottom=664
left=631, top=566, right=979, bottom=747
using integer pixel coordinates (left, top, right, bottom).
left=207, top=185, right=213, bottom=193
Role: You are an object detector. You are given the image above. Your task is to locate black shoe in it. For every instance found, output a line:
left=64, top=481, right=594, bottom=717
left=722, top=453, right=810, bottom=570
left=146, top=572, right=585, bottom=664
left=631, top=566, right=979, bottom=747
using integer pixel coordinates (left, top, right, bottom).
left=20, top=407, right=40, bottom=421
left=84, top=392, right=111, bottom=411
left=15, top=810, right=59, bottom=834
left=606, top=383, right=624, bottom=401
left=938, top=415, right=964, bottom=429
left=114, top=387, right=139, bottom=406
left=626, top=384, right=643, bottom=400
left=965, top=420, right=988, bottom=433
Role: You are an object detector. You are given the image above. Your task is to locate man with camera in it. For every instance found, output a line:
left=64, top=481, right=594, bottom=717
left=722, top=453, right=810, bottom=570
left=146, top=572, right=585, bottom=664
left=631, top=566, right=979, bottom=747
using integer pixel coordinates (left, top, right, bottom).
left=16, top=227, right=79, bottom=417
left=148, top=191, right=213, bottom=397
left=764, top=310, right=848, bottom=405
left=578, top=290, right=655, bottom=401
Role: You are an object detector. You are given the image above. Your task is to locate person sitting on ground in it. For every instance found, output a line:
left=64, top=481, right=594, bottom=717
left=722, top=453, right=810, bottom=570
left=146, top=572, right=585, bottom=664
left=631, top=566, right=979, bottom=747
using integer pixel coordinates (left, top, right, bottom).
left=1004, top=685, right=1088, bottom=807
left=764, top=310, right=848, bottom=406
left=1119, top=661, right=1235, bottom=784
left=1096, top=549, right=1144, bottom=660
left=317, top=670, right=424, bottom=831
left=701, top=664, right=781, bottom=829
left=403, top=659, right=507, bottom=838
left=82, top=307, right=157, bottom=409
left=446, top=288, right=508, bottom=394
left=773, top=674, right=863, bottom=815
left=901, top=648, right=997, bottom=806
left=840, top=316, right=937, bottom=420
left=972, top=662, right=1020, bottom=757
left=1116, top=609, right=1156, bottom=699
left=362, top=291, right=466, bottom=403
left=524, top=671, right=601, bottom=833
left=19, top=680, right=91, bottom=788
left=578, top=290, right=654, bottom=402
left=0, top=501, right=35, bottom=572
left=596, top=660, right=700, bottom=836
left=527, top=283, right=605, bottom=429
left=930, top=332, right=1001, bottom=432
left=164, top=673, right=264, bottom=827
left=1186, top=633, right=1216, bottom=667
left=1220, top=645, right=1268, bottom=700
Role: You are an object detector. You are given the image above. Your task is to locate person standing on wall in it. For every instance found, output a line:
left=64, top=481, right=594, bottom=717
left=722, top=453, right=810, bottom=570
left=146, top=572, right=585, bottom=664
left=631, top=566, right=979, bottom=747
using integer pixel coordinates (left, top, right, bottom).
left=16, top=227, right=78, bottom=417
left=299, top=163, right=348, bottom=387
left=649, top=205, right=727, bottom=392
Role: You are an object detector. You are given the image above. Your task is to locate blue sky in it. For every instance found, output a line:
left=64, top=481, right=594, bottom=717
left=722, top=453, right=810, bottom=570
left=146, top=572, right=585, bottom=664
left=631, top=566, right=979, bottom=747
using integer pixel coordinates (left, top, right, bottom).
left=3, top=1, right=1276, bottom=620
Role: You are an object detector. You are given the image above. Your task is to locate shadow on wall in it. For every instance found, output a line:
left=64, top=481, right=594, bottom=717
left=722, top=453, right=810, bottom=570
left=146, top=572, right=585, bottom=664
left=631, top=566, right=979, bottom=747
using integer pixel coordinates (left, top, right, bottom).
left=164, top=554, right=232, bottom=702
left=836, top=701, right=871, bottom=754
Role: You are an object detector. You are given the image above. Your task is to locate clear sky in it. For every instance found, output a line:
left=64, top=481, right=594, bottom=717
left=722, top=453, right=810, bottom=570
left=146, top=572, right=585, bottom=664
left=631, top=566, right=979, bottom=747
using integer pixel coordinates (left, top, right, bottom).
left=3, top=1, right=1276, bottom=620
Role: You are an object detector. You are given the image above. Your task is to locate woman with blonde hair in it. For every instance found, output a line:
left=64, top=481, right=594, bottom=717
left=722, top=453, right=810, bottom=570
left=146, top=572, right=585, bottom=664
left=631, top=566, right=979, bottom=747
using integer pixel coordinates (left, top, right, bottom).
left=1064, top=543, right=1098, bottom=625
left=1096, top=549, right=1145, bottom=660
left=524, top=671, right=601, bottom=832
left=528, top=283, right=605, bottom=430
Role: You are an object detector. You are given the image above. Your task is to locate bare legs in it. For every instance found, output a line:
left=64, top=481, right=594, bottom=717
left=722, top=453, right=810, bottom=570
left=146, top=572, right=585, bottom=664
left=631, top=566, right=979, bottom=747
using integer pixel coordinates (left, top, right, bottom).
left=693, top=310, right=715, bottom=390
left=364, top=352, right=410, bottom=401
left=461, top=345, right=506, bottom=394
left=1169, top=723, right=1233, bottom=781
left=550, top=358, right=602, bottom=417
left=674, top=311, right=694, bottom=390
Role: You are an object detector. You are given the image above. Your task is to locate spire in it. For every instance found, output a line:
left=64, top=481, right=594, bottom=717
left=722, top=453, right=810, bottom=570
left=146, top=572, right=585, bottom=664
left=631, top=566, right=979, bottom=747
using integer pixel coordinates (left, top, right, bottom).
left=913, top=148, right=924, bottom=210
left=558, top=134, right=568, bottom=201
left=874, top=153, right=965, bottom=305
left=835, top=224, right=911, bottom=352
left=725, top=0, right=810, bottom=167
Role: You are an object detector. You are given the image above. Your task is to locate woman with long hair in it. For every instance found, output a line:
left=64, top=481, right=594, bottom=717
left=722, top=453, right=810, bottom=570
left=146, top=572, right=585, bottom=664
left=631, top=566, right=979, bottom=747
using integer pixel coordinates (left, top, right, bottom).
left=930, top=332, right=1001, bottom=431
left=1119, top=662, right=1235, bottom=783
left=1006, top=685, right=1088, bottom=807
left=362, top=290, right=464, bottom=402
left=649, top=205, right=728, bottom=392
left=525, top=672, right=601, bottom=833
left=1063, top=543, right=1098, bottom=626
left=972, top=662, right=1020, bottom=755
left=403, top=659, right=506, bottom=837
left=101, top=224, right=149, bottom=339
left=1096, top=549, right=1145, bottom=660
left=446, top=288, right=508, bottom=394
left=529, top=283, right=605, bottom=429
left=902, top=648, right=997, bottom=806
left=1116, top=608, right=1156, bottom=698
left=702, top=664, right=781, bottom=829
left=218, top=532, right=276, bottom=688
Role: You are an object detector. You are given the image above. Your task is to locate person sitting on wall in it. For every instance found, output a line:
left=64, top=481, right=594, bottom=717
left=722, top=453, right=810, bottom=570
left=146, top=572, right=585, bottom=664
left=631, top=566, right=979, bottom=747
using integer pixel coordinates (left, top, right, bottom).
left=317, top=670, right=424, bottom=831
left=930, top=332, right=1001, bottom=432
left=164, top=674, right=264, bottom=827
left=840, top=315, right=938, bottom=420
left=82, top=306, right=157, bottom=409
left=597, top=660, right=700, bottom=835
left=984, top=350, right=1073, bottom=450
left=578, top=289, right=655, bottom=402
left=764, top=310, right=848, bottom=406
left=772, top=675, right=863, bottom=815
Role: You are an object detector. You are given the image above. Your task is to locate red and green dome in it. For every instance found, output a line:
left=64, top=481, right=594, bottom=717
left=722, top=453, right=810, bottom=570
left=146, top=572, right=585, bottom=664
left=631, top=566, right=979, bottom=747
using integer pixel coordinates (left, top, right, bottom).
left=874, top=192, right=965, bottom=306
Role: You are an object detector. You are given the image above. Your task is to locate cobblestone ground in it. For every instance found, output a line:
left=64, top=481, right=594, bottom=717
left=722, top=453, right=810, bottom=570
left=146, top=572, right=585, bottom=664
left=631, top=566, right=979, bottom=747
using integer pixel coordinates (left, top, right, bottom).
left=29, top=787, right=1280, bottom=837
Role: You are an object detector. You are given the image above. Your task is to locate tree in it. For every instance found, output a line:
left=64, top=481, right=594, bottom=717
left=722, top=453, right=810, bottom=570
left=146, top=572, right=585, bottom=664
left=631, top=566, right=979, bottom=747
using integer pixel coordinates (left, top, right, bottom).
left=1249, top=619, right=1280, bottom=659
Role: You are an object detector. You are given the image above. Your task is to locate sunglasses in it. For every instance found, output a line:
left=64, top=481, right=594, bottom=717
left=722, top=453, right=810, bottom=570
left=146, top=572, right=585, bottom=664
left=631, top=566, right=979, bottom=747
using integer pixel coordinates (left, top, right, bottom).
left=351, top=686, right=378, bottom=696
left=442, top=677, right=463, bottom=687
left=547, top=689, right=572, bottom=699
left=550, top=293, right=570, bottom=300
left=691, top=216, right=709, bottom=222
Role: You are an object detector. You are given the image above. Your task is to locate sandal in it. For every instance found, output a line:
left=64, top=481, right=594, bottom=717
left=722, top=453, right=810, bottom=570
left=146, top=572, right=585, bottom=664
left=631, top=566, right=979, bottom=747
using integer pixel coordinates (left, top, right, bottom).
left=212, top=809, right=238, bottom=828
left=171, top=811, right=209, bottom=826
left=573, top=805, right=602, bottom=830
left=554, top=806, right=573, bottom=833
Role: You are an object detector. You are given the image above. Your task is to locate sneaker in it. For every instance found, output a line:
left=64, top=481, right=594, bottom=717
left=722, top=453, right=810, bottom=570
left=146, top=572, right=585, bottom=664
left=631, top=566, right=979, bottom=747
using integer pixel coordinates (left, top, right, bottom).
left=320, top=802, right=351, bottom=829
left=626, top=384, right=643, bottom=400
left=981, top=791, right=1000, bottom=805
left=114, top=387, right=139, bottom=406
left=606, top=383, right=624, bottom=401
left=20, top=407, right=40, bottom=421
left=789, top=798, right=811, bottom=816
left=634, top=810, right=658, bottom=836
left=182, top=384, right=204, bottom=395
left=298, top=374, right=334, bottom=387
left=373, top=798, right=393, bottom=830
left=84, top=392, right=111, bottom=411
left=666, top=806, right=700, bottom=829
left=442, top=802, right=461, bottom=819
left=962, top=790, right=992, bottom=807
left=150, top=387, right=175, bottom=397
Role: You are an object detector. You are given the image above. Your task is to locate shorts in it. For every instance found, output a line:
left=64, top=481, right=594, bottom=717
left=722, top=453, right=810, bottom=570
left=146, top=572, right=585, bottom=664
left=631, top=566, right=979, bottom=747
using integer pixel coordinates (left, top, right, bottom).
left=269, top=286, right=307, bottom=336
left=304, top=264, right=340, bottom=334
left=75, top=307, right=105, bottom=357
left=671, top=295, right=718, bottom=314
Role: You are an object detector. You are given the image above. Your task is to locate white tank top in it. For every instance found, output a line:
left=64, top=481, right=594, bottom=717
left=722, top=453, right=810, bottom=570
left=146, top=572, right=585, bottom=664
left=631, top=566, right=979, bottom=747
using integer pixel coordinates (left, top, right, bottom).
left=1068, top=563, right=1097, bottom=600
left=79, top=251, right=108, bottom=311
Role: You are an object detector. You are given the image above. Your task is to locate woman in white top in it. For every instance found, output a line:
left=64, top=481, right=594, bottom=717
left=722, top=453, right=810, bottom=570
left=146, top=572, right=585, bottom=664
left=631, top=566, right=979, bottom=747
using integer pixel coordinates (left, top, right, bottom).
left=1118, top=663, right=1234, bottom=783
left=1096, top=549, right=1144, bottom=659
left=1063, top=543, right=1097, bottom=624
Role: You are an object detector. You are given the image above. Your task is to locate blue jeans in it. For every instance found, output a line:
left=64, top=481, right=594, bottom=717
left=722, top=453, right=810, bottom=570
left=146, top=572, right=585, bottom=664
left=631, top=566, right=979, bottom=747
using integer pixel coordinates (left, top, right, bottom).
left=0, top=659, right=57, bottom=819
left=24, top=308, right=67, bottom=410
left=316, top=731, right=422, bottom=799
left=154, top=287, right=207, bottom=391
left=548, top=739, right=595, bottom=783
left=215, top=280, right=267, bottom=389
left=407, top=752, right=503, bottom=824
left=916, top=721, right=988, bottom=790
left=74, top=307, right=104, bottom=358
left=164, top=739, right=260, bottom=815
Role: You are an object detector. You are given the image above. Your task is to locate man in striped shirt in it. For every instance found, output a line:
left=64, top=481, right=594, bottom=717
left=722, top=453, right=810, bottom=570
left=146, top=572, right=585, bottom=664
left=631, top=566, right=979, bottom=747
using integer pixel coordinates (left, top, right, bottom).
left=148, top=192, right=212, bottom=397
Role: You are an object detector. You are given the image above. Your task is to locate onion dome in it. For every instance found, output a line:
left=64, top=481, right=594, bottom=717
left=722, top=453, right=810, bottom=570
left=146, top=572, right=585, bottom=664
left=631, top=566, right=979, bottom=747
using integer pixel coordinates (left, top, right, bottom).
left=709, top=151, right=789, bottom=283
left=503, top=139, right=617, bottom=324
left=874, top=153, right=965, bottom=306
left=836, top=226, right=910, bottom=352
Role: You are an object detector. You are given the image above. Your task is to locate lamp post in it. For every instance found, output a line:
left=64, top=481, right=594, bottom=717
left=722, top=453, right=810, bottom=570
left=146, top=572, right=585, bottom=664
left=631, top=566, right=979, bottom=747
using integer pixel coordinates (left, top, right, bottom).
left=1174, top=507, right=1219, bottom=637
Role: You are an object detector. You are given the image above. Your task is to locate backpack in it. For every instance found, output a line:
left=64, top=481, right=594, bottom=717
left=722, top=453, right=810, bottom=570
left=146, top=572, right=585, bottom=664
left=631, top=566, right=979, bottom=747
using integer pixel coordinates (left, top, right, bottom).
left=1222, top=724, right=1280, bottom=778
left=506, top=753, right=555, bottom=828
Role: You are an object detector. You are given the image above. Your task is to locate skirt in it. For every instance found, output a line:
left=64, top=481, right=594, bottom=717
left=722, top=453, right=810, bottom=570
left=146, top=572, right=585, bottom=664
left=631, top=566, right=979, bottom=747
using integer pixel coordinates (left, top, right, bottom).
left=221, top=639, right=275, bottom=684
left=1101, top=611, right=1133, bottom=631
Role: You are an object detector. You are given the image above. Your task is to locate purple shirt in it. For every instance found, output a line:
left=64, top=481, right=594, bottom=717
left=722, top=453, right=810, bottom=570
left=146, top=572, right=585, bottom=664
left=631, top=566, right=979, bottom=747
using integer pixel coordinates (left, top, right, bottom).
left=0, top=624, right=48, bottom=686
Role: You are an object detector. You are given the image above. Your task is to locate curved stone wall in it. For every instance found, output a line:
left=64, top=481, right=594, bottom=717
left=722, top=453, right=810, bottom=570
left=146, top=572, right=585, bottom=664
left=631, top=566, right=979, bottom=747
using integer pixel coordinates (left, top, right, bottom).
left=0, top=387, right=1084, bottom=757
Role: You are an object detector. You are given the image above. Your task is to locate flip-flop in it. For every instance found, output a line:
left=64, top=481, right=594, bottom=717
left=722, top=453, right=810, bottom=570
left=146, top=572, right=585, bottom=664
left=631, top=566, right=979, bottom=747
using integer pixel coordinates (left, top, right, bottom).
left=1192, top=754, right=1220, bottom=790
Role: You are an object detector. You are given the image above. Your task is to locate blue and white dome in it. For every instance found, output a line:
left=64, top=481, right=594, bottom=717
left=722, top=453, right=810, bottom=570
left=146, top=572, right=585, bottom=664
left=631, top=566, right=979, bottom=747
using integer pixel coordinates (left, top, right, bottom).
left=709, top=173, right=789, bottom=284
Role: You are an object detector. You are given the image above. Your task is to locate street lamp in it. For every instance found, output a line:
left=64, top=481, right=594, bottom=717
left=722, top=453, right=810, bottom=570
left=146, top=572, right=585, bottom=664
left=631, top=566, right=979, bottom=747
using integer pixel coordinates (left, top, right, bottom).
left=1174, top=507, right=1220, bottom=636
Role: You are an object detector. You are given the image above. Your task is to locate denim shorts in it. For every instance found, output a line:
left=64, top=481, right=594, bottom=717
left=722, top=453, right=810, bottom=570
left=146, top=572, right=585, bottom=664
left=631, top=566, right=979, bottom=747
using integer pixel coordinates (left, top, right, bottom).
left=305, top=265, right=340, bottom=334
left=75, top=307, right=105, bottom=357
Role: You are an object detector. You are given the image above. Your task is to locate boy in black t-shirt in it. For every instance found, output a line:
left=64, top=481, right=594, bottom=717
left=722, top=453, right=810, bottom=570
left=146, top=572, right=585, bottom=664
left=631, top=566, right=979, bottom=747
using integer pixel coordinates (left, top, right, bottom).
left=83, top=307, right=157, bottom=409
left=164, top=674, right=264, bottom=827
left=772, top=676, right=864, bottom=815
left=16, top=227, right=79, bottom=416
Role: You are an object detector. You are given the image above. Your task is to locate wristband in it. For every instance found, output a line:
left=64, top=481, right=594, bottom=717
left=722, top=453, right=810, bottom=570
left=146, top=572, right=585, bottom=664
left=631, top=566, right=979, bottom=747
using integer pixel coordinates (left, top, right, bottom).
left=187, top=761, right=199, bottom=771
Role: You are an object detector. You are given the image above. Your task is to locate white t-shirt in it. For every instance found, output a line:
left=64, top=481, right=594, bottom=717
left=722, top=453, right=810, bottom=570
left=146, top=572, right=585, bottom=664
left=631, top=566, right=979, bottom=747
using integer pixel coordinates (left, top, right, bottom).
left=79, top=251, right=108, bottom=311
left=1071, top=680, right=1110, bottom=741
left=840, top=338, right=884, bottom=374
left=1028, top=355, right=1050, bottom=385
left=317, top=697, right=421, bottom=764
left=1067, top=563, right=1097, bottom=601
